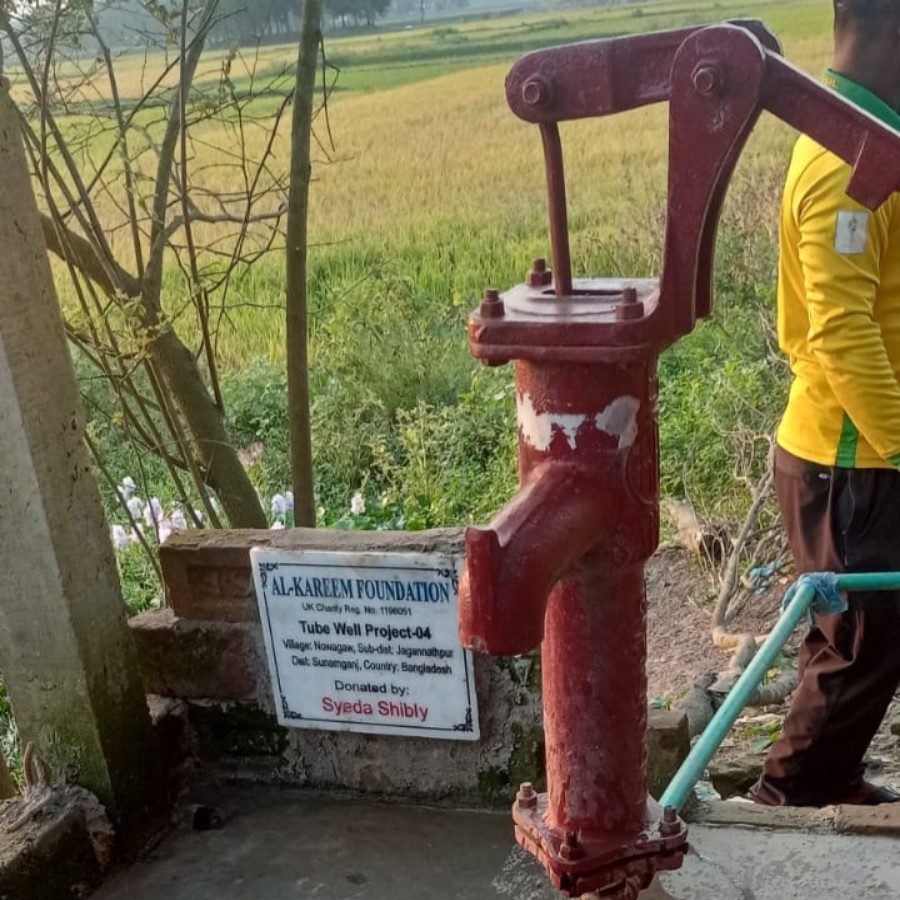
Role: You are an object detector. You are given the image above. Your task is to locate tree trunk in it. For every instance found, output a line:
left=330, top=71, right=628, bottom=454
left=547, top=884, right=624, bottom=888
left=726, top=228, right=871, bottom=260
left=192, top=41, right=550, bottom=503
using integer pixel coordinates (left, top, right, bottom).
left=285, top=0, right=321, bottom=528
left=39, top=215, right=267, bottom=529
left=150, top=329, right=268, bottom=528
left=18, top=0, right=268, bottom=531
left=0, top=77, right=166, bottom=841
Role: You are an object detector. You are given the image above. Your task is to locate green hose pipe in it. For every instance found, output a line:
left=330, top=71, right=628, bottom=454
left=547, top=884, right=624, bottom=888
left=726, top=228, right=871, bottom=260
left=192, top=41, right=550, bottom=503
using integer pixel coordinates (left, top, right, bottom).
left=658, top=571, right=900, bottom=812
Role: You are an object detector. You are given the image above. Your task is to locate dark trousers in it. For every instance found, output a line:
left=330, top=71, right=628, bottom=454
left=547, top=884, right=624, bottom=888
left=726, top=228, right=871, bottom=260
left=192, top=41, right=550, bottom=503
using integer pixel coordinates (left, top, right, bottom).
left=757, top=447, right=900, bottom=805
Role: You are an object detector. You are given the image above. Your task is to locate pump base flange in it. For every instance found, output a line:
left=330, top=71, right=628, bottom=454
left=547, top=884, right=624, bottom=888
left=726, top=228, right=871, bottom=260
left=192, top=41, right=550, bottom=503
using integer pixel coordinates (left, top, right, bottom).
left=512, top=794, right=687, bottom=898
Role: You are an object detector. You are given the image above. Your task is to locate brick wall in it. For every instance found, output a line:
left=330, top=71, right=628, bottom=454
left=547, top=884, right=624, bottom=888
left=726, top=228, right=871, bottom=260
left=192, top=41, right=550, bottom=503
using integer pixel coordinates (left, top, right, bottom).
left=130, top=528, right=547, bottom=804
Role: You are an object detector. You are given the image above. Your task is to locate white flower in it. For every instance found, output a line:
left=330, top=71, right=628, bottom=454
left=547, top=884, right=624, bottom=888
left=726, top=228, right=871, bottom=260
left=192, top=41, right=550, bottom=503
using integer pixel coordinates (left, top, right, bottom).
left=118, top=476, right=136, bottom=499
left=144, top=498, right=163, bottom=526
left=111, top=524, right=130, bottom=550
left=350, top=492, right=366, bottom=516
left=284, top=491, right=294, bottom=512
left=158, top=523, right=172, bottom=544
left=271, top=493, right=287, bottom=517
left=169, top=508, right=187, bottom=530
left=270, top=521, right=285, bottom=530
left=126, top=496, right=143, bottom=520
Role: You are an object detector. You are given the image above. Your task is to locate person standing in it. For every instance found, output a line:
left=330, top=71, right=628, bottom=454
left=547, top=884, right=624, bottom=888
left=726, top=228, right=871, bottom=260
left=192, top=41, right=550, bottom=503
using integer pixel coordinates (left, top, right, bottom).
left=750, top=0, right=900, bottom=807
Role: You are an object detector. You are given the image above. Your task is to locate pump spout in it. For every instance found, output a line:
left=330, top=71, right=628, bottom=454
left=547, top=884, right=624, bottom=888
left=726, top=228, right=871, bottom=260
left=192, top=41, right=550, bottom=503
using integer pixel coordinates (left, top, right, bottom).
left=457, top=357, right=666, bottom=897
left=459, top=461, right=620, bottom=657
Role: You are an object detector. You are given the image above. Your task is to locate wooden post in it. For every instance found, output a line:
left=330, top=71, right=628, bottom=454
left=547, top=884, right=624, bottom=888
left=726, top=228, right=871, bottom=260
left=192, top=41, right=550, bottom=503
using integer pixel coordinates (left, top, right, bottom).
left=0, top=77, right=166, bottom=843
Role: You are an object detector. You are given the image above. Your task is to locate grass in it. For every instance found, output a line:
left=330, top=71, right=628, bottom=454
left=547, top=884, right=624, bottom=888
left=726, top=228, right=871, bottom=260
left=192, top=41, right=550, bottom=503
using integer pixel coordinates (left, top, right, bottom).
left=6, top=0, right=840, bottom=607
left=12, top=0, right=833, bottom=256
left=0, top=0, right=837, bottom=780
left=10, top=0, right=830, bottom=103
left=0, top=0, right=839, bottom=796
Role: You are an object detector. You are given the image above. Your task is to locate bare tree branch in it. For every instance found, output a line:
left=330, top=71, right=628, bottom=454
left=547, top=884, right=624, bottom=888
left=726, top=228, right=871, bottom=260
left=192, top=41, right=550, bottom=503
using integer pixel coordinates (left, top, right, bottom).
left=143, top=0, right=218, bottom=315
left=40, top=213, right=141, bottom=298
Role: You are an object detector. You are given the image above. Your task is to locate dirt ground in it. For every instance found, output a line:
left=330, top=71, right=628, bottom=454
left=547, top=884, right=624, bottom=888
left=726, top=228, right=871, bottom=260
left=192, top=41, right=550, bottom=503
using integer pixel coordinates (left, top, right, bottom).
left=645, top=546, right=788, bottom=701
left=644, top=545, right=900, bottom=795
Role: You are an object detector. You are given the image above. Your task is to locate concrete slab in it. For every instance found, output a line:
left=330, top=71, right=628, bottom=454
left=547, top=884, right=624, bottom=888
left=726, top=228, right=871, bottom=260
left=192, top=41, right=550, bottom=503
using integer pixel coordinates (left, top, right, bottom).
left=645, top=826, right=900, bottom=899
left=93, top=786, right=900, bottom=900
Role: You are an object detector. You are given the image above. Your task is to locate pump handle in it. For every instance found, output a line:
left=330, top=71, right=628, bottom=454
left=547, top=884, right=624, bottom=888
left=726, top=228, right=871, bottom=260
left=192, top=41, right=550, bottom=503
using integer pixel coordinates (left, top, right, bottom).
left=506, top=19, right=780, bottom=124
left=505, top=22, right=900, bottom=349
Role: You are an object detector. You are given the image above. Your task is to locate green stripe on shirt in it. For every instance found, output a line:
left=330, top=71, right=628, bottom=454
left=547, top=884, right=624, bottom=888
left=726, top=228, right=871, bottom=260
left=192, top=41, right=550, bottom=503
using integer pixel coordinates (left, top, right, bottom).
left=825, top=72, right=899, bottom=468
left=824, top=70, right=900, bottom=131
left=836, top=413, right=859, bottom=467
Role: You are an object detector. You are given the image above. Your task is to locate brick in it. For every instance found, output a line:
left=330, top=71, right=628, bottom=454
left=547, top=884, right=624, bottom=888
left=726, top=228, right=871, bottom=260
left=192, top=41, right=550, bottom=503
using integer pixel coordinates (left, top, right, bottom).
left=130, top=609, right=258, bottom=701
left=161, top=541, right=256, bottom=623
left=646, top=709, right=690, bottom=801
left=689, top=800, right=835, bottom=831
left=833, top=802, right=900, bottom=836
left=161, top=527, right=464, bottom=622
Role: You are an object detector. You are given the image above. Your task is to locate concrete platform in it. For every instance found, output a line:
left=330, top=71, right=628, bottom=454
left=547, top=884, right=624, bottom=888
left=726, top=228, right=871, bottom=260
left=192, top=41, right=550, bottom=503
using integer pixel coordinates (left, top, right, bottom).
left=93, top=786, right=900, bottom=900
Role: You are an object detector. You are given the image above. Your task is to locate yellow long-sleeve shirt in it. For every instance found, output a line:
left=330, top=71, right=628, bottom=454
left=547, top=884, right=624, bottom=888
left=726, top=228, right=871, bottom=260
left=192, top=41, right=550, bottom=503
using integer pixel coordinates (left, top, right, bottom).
left=777, top=70, right=900, bottom=469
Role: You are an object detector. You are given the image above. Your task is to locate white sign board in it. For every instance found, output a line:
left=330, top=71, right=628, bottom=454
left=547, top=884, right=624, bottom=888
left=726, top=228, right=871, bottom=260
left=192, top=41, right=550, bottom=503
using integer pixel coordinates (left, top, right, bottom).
left=251, top=549, right=479, bottom=741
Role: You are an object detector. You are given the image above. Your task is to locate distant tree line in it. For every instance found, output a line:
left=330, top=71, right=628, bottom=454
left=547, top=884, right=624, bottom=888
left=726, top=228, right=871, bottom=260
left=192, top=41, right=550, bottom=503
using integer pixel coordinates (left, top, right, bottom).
left=208, top=0, right=405, bottom=41
left=208, top=0, right=467, bottom=43
left=4, top=0, right=479, bottom=54
left=323, top=0, right=391, bottom=29
left=204, top=0, right=469, bottom=46
left=209, top=0, right=298, bottom=45
left=200, top=0, right=418, bottom=43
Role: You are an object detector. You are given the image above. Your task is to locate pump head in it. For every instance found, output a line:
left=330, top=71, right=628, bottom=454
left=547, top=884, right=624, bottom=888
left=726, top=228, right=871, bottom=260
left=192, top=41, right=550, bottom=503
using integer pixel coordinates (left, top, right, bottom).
left=469, top=21, right=900, bottom=366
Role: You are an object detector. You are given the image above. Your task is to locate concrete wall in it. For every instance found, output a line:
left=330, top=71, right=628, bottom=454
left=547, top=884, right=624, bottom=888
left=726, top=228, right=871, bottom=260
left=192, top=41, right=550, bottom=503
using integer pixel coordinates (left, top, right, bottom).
left=0, top=77, right=165, bottom=839
left=131, top=529, right=546, bottom=804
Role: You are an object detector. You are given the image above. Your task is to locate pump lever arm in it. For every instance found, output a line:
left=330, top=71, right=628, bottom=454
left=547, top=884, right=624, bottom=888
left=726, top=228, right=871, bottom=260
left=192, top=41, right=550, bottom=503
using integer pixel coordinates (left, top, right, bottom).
left=506, top=25, right=721, bottom=296
left=506, top=19, right=781, bottom=124
left=662, top=25, right=900, bottom=341
left=761, top=56, right=900, bottom=210
left=508, top=21, right=780, bottom=300
left=505, top=21, right=900, bottom=344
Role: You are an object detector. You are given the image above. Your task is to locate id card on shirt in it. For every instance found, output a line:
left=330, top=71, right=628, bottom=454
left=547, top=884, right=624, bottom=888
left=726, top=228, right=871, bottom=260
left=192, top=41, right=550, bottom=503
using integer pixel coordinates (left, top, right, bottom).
left=835, top=211, right=870, bottom=255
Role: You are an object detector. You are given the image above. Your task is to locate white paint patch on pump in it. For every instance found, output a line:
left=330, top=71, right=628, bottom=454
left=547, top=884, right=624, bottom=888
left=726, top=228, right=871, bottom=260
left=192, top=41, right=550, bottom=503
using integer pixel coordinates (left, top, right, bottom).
left=517, top=393, right=587, bottom=452
left=595, top=395, right=640, bottom=448
left=517, top=393, right=641, bottom=452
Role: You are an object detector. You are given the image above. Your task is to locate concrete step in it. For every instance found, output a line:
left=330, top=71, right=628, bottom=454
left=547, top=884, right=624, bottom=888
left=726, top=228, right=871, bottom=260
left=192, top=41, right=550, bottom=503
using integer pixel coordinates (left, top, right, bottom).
left=93, top=786, right=900, bottom=900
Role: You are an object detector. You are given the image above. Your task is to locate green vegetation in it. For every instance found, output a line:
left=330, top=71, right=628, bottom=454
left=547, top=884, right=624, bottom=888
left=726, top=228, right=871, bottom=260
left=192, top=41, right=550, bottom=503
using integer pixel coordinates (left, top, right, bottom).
left=43, top=0, right=835, bottom=607
left=0, top=0, right=835, bottom=788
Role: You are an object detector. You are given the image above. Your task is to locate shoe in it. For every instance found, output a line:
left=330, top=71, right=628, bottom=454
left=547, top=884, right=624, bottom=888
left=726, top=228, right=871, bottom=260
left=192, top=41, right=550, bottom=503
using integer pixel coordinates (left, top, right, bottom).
left=749, top=776, right=900, bottom=807
left=747, top=777, right=792, bottom=807
left=835, top=781, right=900, bottom=806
